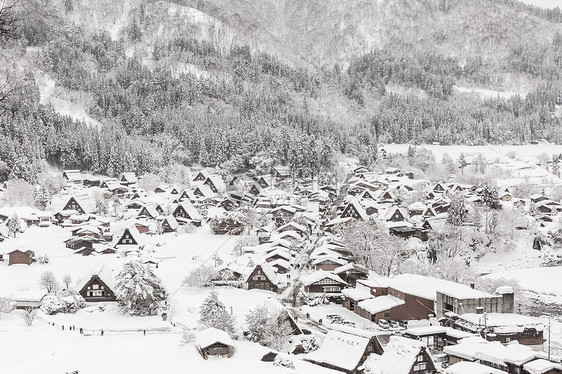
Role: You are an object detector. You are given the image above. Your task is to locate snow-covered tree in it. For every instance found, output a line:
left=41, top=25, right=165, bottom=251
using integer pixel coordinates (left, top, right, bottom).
left=6, top=213, right=21, bottom=238
left=262, top=311, right=294, bottom=351
left=342, top=220, right=410, bottom=276
left=472, top=154, right=487, bottom=174
left=245, top=306, right=293, bottom=350
left=115, top=261, right=167, bottom=316
left=39, top=271, right=59, bottom=293
left=0, top=297, right=14, bottom=317
left=33, top=185, right=51, bottom=210
left=446, top=194, right=467, bottom=227
left=183, top=265, right=217, bottom=288
left=481, top=183, right=499, bottom=210
left=199, top=290, right=234, bottom=334
left=41, top=291, right=86, bottom=315
left=245, top=304, right=270, bottom=343
left=457, top=152, right=468, bottom=175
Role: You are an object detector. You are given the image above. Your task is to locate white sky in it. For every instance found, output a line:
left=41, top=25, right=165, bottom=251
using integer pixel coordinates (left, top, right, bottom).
left=518, top=0, right=562, bottom=8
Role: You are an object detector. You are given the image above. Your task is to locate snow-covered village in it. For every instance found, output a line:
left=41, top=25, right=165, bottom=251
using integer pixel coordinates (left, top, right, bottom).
left=4, top=0, right=562, bottom=373
left=1, top=143, right=562, bottom=374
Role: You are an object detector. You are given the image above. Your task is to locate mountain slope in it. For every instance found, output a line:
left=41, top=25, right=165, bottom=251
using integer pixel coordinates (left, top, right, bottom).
left=170, top=0, right=561, bottom=67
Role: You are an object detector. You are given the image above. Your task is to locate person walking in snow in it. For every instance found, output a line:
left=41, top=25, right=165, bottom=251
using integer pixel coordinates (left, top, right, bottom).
left=62, top=325, right=64, bottom=331
left=101, top=329, right=104, bottom=336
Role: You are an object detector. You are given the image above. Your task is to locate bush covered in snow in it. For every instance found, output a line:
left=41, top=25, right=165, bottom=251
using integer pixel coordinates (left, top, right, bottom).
left=273, top=356, right=295, bottom=370
left=41, top=292, right=86, bottom=315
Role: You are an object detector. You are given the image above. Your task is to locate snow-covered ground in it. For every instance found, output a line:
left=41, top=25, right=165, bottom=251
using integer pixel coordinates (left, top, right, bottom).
left=454, top=85, right=523, bottom=99
left=35, top=72, right=101, bottom=128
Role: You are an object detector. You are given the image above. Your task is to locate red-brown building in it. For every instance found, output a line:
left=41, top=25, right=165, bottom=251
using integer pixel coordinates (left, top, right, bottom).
left=8, top=250, right=33, bottom=266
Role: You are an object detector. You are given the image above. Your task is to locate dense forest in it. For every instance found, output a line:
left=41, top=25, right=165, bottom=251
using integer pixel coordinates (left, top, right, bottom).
left=1, top=0, right=562, bottom=183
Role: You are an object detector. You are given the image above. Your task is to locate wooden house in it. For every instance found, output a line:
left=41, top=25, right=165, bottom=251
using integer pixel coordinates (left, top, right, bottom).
left=272, top=165, right=291, bottom=180
left=256, top=176, right=270, bottom=188
left=112, top=228, right=141, bottom=247
left=79, top=275, right=116, bottom=302
left=8, top=249, right=33, bottom=266
left=334, top=263, right=369, bottom=287
left=119, top=172, right=137, bottom=185
left=63, top=170, right=82, bottom=184
left=361, top=336, right=436, bottom=374
left=203, top=176, right=226, bottom=194
left=62, top=197, right=88, bottom=215
left=306, top=330, right=384, bottom=374
left=172, top=203, right=202, bottom=226
left=248, top=183, right=262, bottom=196
left=340, top=200, right=368, bottom=220
left=312, top=256, right=347, bottom=271
left=193, top=169, right=210, bottom=183
left=245, top=263, right=279, bottom=292
left=161, top=216, right=179, bottom=233
left=197, top=327, right=234, bottom=359
left=137, top=205, right=159, bottom=219
left=302, top=270, right=348, bottom=295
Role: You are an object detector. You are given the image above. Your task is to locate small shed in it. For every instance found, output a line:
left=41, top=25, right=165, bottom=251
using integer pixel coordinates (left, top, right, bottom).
left=8, top=250, right=33, bottom=266
left=197, top=327, right=234, bottom=359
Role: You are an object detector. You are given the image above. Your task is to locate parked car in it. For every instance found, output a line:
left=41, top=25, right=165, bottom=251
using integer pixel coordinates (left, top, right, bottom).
left=398, top=320, right=409, bottom=328
left=378, top=319, right=390, bottom=329
left=389, top=320, right=400, bottom=329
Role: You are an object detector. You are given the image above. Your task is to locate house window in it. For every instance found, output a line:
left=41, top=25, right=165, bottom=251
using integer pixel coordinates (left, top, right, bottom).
left=505, top=337, right=511, bottom=343
left=416, top=354, right=424, bottom=362
left=413, top=363, right=426, bottom=372
left=324, top=286, right=340, bottom=292
left=384, top=312, right=390, bottom=317
left=93, top=284, right=99, bottom=290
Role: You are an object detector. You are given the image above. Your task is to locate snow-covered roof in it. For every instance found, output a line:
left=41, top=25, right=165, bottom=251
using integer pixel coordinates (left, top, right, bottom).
left=194, top=185, right=216, bottom=198
left=341, top=285, right=373, bottom=301
left=445, top=361, right=504, bottom=374
left=11, top=291, right=47, bottom=302
left=458, top=313, right=543, bottom=329
left=301, top=270, right=348, bottom=286
left=333, top=262, right=368, bottom=275
left=277, top=221, right=307, bottom=233
left=407, top=201, right=427, bottom=211
left=311, top=255, right=347, bottom=266
left=306, top=330, right=371, bottom=372
left=361, top=336, right=427, bottom=374
left=523, top=359, right=562, bottom=374
left=196, top=327, right=234, bottom=349
left=389, top=274, right=495, bottom=301
left=357, top=295, right=405, bottom=315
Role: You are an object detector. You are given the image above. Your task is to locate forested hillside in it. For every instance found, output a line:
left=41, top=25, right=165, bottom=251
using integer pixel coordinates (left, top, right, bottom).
left=1, top=0, right=562, bottom=183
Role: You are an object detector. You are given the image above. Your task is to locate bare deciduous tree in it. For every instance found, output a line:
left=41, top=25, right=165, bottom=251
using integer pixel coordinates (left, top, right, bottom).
left=0, top=1, right=19, bottom=40
left=39, top=271, right=59, bottom=293
left=23, top=307, right=37, bottom=326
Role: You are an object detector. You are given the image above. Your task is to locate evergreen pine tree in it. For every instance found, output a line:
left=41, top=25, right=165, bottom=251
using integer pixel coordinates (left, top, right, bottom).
left=446, top=194, right=467, bottom=227
left=115, top=261, right=167, bottom=316
left=7, top=213, right=21, bottom=238
left=199, top=290, right=234, bottom=334
left=245, top=304, right=270, bottom=343
left=481, top=183, right=499, bottom=210
left=457, top=152, right=468, bottom=175
left=33, top=185, right=51, bottom=210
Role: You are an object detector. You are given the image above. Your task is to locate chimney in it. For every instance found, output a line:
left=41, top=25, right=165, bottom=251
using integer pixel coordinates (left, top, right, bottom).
left=470, top=282, right=475, bottom=289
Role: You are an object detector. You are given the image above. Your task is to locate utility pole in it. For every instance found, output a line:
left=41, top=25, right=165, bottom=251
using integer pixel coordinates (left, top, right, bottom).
left=548, top=315, right=552, bottom=361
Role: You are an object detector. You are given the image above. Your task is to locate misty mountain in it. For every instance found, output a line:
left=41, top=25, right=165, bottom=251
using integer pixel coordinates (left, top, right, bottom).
left=0, top=0, right=562, bottom=181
